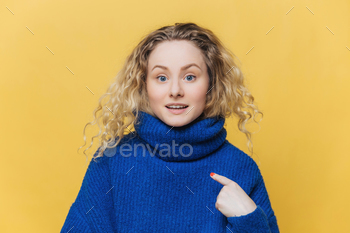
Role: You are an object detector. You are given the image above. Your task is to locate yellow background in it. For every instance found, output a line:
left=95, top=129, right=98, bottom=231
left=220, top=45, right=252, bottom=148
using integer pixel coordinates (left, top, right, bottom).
left=1, top=0, right=349, bottom=232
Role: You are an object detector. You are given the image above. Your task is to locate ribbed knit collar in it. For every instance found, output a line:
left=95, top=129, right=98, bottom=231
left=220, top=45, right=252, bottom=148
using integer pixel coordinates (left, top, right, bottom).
left=133, top=111, right=227, bottom=162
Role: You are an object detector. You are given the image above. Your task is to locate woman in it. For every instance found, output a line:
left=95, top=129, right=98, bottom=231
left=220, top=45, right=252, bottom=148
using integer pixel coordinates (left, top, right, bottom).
left=61, top=22, right=279, bottom=233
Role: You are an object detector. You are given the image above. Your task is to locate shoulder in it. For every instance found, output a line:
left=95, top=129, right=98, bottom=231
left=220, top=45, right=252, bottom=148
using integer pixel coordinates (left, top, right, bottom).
left=219, top=140, right=263, bottom=190
left=101, top=132, right=139, bottom=159
left=86, top=132, right=138, bottom=174
left=221, top=140, right=261, bottom=176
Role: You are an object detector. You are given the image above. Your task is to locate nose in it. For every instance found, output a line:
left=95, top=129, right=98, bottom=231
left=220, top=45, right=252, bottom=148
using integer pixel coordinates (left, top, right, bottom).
left=169, top=78, right=184, bottom=98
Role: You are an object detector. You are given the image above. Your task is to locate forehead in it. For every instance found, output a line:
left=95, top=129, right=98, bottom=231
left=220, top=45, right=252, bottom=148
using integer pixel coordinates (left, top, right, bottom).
left=147, top=40, right=205, bottom=69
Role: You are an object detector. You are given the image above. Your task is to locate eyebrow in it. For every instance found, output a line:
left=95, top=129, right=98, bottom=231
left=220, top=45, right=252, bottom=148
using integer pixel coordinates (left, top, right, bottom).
left=151, top=63, right=202, bottom=72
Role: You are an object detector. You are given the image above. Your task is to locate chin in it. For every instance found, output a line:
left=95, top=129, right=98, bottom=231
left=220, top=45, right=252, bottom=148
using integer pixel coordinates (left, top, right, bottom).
left=163, top=117, right=191, bottom=128
left=171, top=121, right=189, bottom=127
left=169, top=122, right=189, bottom=128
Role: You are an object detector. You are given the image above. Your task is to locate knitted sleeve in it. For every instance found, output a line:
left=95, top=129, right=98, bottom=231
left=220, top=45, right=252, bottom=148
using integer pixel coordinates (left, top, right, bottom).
left=60, top=149, right=116, bottom=233
left=225, top=163, right=280, bottom=233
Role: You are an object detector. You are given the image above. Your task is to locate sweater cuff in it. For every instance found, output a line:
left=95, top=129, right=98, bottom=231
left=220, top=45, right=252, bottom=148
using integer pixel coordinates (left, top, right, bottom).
left=226, top=205, right=270, bottom=232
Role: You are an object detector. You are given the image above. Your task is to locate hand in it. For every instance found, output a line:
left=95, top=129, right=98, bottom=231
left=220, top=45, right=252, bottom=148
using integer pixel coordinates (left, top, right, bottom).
left=210, top=172, right=257, bottom=217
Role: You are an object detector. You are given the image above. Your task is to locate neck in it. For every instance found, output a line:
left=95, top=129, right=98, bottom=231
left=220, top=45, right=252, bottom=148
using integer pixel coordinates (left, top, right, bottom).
left=134, top=111, right=227, bottom=162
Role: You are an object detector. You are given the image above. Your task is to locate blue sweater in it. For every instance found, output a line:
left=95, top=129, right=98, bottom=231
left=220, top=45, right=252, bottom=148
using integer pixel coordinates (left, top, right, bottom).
left=61, top=111, right=279, bottom=233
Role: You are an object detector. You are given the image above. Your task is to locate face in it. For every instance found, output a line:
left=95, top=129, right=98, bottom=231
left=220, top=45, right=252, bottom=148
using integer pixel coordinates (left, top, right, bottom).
left=146, top=40, right=210, bottom=127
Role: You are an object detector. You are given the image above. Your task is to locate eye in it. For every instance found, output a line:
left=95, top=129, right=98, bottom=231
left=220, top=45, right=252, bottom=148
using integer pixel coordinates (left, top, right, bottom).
left=185, top=75, right=196, bottom=81
left=156, top=75, right=167, bottom=82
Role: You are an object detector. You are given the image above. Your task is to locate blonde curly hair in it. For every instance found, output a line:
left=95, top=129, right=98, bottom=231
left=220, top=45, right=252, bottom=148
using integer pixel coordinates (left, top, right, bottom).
left=78, top=22, right=263, bottom=163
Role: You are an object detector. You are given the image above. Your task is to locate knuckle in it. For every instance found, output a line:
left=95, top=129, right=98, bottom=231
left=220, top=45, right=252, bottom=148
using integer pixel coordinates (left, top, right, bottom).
left=230, top=181, right=239, bottom=189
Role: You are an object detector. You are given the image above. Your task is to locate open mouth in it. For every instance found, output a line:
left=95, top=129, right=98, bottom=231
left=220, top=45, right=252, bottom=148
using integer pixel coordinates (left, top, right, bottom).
left=165, top=105, right=189, bottom=109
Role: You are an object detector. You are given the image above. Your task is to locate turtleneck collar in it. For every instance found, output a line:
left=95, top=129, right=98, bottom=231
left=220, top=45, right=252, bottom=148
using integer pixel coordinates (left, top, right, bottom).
left=133, top=111, right=227, bottom=162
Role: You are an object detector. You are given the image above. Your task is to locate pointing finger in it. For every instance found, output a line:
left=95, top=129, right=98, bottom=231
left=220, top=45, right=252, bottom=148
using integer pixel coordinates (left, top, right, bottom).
left=210, top=172, right=234, bottom=186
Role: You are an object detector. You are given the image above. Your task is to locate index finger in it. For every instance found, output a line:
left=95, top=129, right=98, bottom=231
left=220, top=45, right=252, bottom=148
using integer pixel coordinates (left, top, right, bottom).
left=210, top=172, right=234, bottom=186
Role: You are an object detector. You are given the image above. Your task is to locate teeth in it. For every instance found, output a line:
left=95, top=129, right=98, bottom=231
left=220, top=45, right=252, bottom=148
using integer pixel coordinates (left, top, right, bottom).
left=167, top=105, right=188, bottom=109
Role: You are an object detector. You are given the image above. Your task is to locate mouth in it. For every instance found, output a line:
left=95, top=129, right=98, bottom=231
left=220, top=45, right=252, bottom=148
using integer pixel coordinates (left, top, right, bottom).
left=165, top=105, right=189, bottom=109
left=165, top=105, right=189, bottom=114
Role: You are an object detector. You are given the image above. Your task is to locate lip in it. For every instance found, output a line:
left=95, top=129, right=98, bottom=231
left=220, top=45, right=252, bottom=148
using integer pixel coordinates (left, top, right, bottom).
left=165, top=105, right=189, bottom=115
left=165, top=103, right=188, bottom=107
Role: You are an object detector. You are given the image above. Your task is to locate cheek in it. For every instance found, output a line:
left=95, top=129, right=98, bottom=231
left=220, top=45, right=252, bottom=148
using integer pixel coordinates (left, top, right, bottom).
left=187, top=83, right=208, bottom=103
left=147, top=86, right=164, bottom=104
left=187, top=91, right=206, bottom=107
left=146, top=78, right=162, bottom=92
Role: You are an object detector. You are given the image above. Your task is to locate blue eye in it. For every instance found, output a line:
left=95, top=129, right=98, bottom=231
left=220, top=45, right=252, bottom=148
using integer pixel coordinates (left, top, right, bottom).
left=157, top=76, right=167, bottom=82
left=185, top=75, right=196, bottom=81
left=156, top=75, right=196, bottom=82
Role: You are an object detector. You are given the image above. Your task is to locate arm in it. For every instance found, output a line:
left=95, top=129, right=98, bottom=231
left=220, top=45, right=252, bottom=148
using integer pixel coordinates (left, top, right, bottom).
left=60, top=149, right=116, bottom=233
left=60, top=202, right=93, bottom=233
left=225, top=165, right=279, bottom=233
